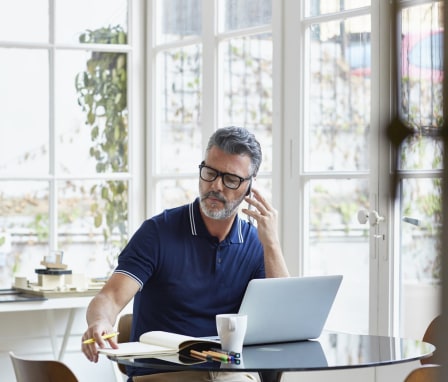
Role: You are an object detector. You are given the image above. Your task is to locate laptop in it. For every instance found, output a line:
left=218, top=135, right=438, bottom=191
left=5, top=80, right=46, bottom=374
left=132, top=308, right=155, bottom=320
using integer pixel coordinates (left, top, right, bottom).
left=238, top=275, right=342, bottom=345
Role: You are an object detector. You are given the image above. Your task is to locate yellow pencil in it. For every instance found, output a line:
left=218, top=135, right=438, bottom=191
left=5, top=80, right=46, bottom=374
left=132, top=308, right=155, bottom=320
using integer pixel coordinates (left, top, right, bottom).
left=83, top=332, right=119, bottom=344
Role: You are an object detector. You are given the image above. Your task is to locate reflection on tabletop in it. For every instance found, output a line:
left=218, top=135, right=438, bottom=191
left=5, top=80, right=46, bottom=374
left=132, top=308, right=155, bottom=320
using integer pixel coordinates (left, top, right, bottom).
left=110, top=331, right=435, bottom=372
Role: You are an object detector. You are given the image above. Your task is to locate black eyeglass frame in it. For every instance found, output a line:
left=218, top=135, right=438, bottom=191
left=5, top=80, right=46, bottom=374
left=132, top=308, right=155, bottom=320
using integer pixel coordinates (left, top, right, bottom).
left=198, top=161, right=252, bottom=190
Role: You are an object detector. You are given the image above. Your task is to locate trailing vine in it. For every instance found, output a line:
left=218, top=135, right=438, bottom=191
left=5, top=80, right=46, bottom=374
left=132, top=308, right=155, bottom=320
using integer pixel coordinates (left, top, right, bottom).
left=74, top=25, right=128, bottom=270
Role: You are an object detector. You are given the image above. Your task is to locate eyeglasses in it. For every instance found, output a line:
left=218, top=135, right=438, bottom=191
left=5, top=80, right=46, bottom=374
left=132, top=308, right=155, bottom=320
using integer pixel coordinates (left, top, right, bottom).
left=199, top=161, right=252, bottom=190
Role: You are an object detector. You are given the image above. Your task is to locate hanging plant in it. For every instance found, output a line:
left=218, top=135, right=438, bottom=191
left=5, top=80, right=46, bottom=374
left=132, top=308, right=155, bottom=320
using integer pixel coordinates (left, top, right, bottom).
left=74, top=25, right=128, bottom=271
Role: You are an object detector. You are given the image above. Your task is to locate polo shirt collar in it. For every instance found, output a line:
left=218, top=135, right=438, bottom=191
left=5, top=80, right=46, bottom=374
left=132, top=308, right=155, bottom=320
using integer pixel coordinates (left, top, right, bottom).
left=189, top=198, right=244, bottom=243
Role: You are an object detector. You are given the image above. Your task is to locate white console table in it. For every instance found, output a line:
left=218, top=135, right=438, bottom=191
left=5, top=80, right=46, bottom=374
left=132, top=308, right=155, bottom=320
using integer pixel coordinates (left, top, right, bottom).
left=0, top=295, right=92, bottom=361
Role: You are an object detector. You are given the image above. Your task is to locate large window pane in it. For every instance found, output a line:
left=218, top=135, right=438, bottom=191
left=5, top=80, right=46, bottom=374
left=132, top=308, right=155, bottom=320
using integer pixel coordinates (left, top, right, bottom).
left=57, top=49, right=128, bottom=175
left=156, top=46, right=203, bottom=174
left=55, top=0, right=128, bottom=44
left=396, top=1, right=444, bottom=340
left=0, top=2, right=131, bottom=290
left=400, top=135, right=443, bottom=170
left=306, top=16, right=371, bottom=172
left=305, top=0, right=371, bottom=17
left=156, top=179, right=198, bottom=213
left=221, top=34, right=273, bottom=173
left=57, top=180, right=128, bottom=277
left=306, top=179, right=369, bottom=333
left=156, top=0, right=201, bottom=44
left=400, top=178, right=442, bottom=338
left=0, top=0, right=48, bottom=42
left=0, top=49, right=49, bottom=176
left=220, top=0, right=271, bottom=32
left=399, top=2, right=444, bottom=171
left=0, top=181, right=49, bottom=288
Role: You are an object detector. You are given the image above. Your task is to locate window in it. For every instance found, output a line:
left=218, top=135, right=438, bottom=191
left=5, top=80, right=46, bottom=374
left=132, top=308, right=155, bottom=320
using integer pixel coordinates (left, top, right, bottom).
left=298, top=0, right=372, bottom=334
left=148, top=0, right=274, bottom=216
left=0, top=0, right=134, bottom=288
left=283, top=0, right=444, bottom=338
left=396, top=0, right=443, bottom=339
left=1, top=1, right=443, bottom=357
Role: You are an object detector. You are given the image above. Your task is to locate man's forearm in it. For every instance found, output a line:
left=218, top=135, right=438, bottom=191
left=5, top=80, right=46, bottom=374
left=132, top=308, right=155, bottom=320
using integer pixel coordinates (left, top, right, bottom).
left=264, top=244, right=290, bottom=278
left=86, top=292, right=121, bottom=327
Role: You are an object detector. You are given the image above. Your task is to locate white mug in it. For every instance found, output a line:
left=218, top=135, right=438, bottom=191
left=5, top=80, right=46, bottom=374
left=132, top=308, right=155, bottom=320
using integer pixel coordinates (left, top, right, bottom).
left=216, top=313, right=247, bottom=354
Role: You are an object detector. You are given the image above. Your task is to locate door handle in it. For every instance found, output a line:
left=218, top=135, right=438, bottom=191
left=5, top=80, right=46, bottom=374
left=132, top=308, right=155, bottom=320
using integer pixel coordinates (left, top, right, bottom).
left=357, top=209, right=385, bottom=227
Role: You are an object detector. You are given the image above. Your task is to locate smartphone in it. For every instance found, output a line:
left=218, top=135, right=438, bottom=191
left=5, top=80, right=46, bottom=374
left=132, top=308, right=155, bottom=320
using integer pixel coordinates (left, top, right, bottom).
left=246, top=180, right=254, bottom=224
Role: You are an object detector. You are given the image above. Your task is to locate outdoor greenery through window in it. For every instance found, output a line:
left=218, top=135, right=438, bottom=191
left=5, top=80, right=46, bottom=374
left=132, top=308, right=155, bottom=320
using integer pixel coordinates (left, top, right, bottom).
left=0, top=0, right=130, bottom=288
left=398, top=1, right=444, bottom=283
left=152, top=0, right=274, bottom=213
left=397, top=1, right=444, bottom=337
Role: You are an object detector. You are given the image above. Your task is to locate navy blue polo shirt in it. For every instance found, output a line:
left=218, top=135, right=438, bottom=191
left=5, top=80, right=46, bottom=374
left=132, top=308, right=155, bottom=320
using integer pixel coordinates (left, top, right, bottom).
left=115, top=197, right=265, bottom=343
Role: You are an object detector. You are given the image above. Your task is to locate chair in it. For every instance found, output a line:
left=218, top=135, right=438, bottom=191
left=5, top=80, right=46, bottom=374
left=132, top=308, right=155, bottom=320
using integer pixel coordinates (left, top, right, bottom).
left=9, top=351, right=79, bottom=382
left=421, top=315, right=441, bottom=365
left=404, top=364, right=441, bottom=382
left=117, top=314, right=282, bottom=382
left=117, top=313, right=134, bottom=375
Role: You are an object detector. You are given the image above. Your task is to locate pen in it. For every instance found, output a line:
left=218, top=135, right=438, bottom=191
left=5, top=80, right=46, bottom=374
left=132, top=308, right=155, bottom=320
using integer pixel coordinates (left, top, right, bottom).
left=203, top=350, right=231, bottom=362
left=190, top=349, right=216, bottom=362
left=210, top=347, right=241, bottom=358
left=204, top=350, right=240, bottom=364
left=83, top=332, right=119, bottom=344
left=190, top=350, right=229, bottom=363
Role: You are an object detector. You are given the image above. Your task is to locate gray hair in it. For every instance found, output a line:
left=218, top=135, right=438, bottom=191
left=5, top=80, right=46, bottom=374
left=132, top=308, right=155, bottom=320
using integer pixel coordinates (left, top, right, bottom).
left=206, top=126, right=262, bottom=176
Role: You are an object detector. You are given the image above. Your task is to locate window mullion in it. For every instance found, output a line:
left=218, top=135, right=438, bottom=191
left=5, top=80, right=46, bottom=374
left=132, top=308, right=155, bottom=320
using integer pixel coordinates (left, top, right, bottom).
left=48, top=0, right=58, bottom=251
left=202, top=0, right=218, bottom=147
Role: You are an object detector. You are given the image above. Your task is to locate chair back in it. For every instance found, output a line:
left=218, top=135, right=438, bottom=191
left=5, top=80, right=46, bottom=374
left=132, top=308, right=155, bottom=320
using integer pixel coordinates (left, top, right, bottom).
left=404, top=365, right=441, bottom=382
left=9, top=351, right=78, bottom=382
left=422, top=315, right=442, bottom=365
left=117, top=313, right=133, bottom=375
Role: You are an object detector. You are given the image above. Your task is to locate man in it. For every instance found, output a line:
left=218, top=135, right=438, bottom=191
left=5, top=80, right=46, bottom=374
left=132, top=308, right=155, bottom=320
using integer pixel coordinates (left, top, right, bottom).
left=82, top=126, right=289, bottom=381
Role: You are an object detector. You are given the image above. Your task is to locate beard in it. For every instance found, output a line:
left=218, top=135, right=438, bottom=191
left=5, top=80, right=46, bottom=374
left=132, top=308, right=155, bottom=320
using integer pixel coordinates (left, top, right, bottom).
left=199, top=190, right=246, bottom=220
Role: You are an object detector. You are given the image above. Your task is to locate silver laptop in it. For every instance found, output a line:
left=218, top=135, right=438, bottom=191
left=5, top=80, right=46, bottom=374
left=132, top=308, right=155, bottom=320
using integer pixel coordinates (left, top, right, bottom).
left=238, top=275, right=342, bottom=345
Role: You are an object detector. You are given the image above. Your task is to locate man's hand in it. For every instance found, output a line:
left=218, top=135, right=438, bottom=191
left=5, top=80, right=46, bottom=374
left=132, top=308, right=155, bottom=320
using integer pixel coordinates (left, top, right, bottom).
left=81, top=322, right=119, bottom=363
left=242, top=187, right=289, bottom=278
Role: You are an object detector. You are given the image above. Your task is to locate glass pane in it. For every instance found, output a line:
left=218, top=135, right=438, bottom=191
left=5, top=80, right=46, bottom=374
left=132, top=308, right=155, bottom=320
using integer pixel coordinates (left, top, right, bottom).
left=306, top=179, right=369, bottom=334
left=55, top=0, right=128, bottom=44
left=156, top=46, right=203, bottom=174
left=156, top=179, right=198, bottom=212
left=220, top=0, right=271, bottom=32
left=400, top=178, right=442, bottom=339
left=306, top=16, right=371, bottom=171
left=397, top=2, right=443, bottom=340
left=400, top=135, right=443, bottom=170
left=221, top=34, right=273, bottom=173
left=0, top=181, right=49, bottom=288
left=0, top=49, right=49, bottom=176
left=58, top=180, right=128, bottom=277
left=156, top=0, right=201, bottom=44
left=57, top=49, right=128, bottom=174
left=305, top=0, right=371, bottom=17
left=398, top=2, right=444, bottom=168
left=0, top=0, right=48, bottom=42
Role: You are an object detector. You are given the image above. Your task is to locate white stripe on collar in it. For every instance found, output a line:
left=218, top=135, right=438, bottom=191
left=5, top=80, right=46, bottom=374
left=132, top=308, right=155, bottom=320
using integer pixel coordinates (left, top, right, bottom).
left=189, top=202, right=244, bottom=243
left=238, top=217, right=244, bottom=243
left=189, top=202, right=197, bottom=236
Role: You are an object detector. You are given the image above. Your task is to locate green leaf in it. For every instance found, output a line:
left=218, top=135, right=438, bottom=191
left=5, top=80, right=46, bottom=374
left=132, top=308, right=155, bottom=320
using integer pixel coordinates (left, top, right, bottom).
left=94, top=213, right=102, bottom=227
left=87, top=111, right=95, bottom=124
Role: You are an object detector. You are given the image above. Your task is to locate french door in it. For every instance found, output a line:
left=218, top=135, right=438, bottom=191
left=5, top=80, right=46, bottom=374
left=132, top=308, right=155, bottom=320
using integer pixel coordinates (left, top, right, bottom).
left=282, top=0, right=443, bottom=340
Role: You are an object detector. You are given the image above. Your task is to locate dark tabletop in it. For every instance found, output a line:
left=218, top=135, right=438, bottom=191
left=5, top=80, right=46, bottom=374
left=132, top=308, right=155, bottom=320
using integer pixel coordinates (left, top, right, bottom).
left=109, top=331, right=435, bottom=374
